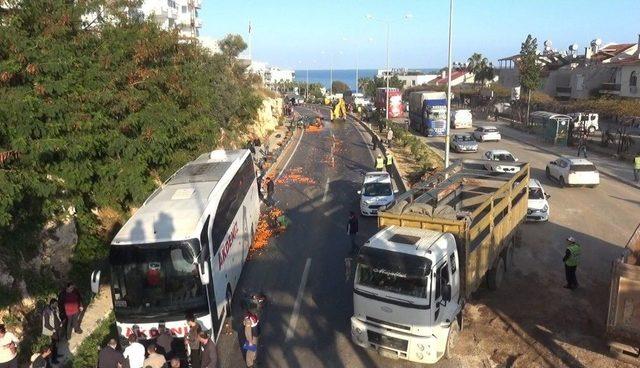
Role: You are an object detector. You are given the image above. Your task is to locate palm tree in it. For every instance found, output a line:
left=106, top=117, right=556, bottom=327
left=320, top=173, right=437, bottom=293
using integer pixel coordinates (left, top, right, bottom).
left=467, top=53, right=489, bottom=85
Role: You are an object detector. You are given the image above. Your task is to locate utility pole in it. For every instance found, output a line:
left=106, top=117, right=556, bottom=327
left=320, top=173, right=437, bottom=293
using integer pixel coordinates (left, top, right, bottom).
left=385, top=22, right=390, bottom=120
left=444, top=0, right=454, bottom=168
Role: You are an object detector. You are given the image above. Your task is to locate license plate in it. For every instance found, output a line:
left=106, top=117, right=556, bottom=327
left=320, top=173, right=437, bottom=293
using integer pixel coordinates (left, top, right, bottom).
left=378, top=347, right=399, bottom=360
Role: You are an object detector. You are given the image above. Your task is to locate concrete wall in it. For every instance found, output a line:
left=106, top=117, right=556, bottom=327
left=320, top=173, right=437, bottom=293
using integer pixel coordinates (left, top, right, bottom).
left=619, top=64, right=640, bottom=98
left=496, top=68, right=520, bottom=89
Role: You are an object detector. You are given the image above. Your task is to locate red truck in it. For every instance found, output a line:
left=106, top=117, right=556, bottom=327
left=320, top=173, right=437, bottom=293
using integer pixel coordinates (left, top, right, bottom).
left=375, top=87, right=404, bottom=118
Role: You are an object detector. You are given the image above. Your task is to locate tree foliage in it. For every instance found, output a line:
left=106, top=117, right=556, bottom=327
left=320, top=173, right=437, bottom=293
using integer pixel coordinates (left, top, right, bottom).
left=467, top=53, right=495, bottom=86
left=331, top=80, right=350, bottom=94
left=0, top=0, right=262, bottom=288
left=359, top=76, right=404, bottom=97
left=519, top=35, right=542, bottom=93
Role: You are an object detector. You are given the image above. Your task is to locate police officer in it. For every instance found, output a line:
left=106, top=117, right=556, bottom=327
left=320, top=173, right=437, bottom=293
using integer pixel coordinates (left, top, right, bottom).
left=375, top=154, right=385, bottom=171
left=385, top=152, right=394, bottom=171
left=563, top=236, right=581, bottom=289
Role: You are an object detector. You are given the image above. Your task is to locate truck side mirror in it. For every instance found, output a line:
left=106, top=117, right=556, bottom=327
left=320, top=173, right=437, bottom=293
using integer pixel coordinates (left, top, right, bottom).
left=546, top=194, right=551, bottom=199
left=198, top=263, right=210, bottom=285
left=442, top=284, right=452, bottom=302
left=90, top=270, right=101, bottom=294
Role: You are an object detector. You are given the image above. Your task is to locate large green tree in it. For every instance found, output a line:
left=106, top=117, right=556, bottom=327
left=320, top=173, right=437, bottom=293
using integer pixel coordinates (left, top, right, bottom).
left=0, top=0, right=261, bottom=298
left=467, top=52, right=494, bottom=87
left=331, top=80, right=350, bottom=94
left=519, top=34, right=543, bottom=123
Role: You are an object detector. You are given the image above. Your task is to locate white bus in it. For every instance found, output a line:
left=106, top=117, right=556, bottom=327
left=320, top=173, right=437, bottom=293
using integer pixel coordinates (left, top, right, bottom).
left=92, top=149, right=260, bottom=342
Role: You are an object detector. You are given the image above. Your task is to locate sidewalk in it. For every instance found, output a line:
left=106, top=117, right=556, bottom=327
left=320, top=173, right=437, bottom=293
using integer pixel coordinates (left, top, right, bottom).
left=492, top=119, right=640, bottom=188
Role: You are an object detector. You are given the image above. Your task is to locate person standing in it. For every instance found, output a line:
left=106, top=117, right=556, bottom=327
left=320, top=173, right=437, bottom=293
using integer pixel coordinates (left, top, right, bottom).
left=123, top=334, right=145, bottom=368
left=265, top=177, right=275, bottom=205
left=385, top=152, right=394, bottom=172
left=347, top=211, right=359, bottom=255
left=577, top=135, right=587, bottom=158
left=0, top=324, right=19, bottom=368
left=198, top=332, right=218, bottom=368
left=242, top=316, right=257, bottom=368
left=185, top=315, right=202, bottom=368
left=563, top=236, right=582, bottom=289
left=31, top=346, right=52, bottom=368
left=143, top=344, right=166, bottom=368
left=97, top=339, right=125, bottom=368
left=386, top=129, right=394, bottom=148
left=375, top=154, right=385, bottom=171
left=156, top=324, right=173, bottom=359
left=371, top=134, right=379, bottom=151
left=41, top=298, right=61, bottom=364
left=256, top=173, right=264, bottom=200
left=634, top=152, right=640, bottom=183
left=59, top=282, right=83, bottom=339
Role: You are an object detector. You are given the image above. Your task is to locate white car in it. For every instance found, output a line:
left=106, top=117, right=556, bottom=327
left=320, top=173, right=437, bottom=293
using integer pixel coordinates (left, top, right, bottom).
left=358, top=172, right=396, bottom=216
left=527, top=179, right=550, bottom=222
left=545, top=156, right=600, bottom=187
left=473, top=126, right=501, bottom=142
left=452, top=109, right=473, bottom=129
left=483, top=150, right=520, bottom=173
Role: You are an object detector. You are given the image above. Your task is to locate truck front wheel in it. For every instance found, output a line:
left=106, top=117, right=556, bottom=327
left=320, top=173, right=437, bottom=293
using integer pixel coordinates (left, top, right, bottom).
left=487, top=258, right=505, bottom=291
left=445, top=319, right=459, bottom=360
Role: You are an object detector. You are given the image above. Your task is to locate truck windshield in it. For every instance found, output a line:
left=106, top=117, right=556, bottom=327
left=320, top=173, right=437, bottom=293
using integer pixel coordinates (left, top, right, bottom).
left=110, top=241, right=207, bottom=319
left=363, top=182, right=392, bottom=196
left=356, top=264, right=429, bottom=298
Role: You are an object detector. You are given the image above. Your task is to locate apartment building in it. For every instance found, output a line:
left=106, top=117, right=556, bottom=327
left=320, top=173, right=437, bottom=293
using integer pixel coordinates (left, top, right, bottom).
left=139, top=0, right=202, bottom=38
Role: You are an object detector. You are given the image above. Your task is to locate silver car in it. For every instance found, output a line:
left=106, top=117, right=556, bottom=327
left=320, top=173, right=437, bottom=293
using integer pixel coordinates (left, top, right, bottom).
left=450, top=134, right=478, bottom=153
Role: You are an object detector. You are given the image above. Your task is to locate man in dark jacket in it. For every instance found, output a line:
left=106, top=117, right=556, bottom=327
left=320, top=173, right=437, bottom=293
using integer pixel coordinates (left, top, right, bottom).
left=97, top=339, right=125, bottom=368
left=58, top=282, right=83, bottom=339
left=41, top=298, right=61, bottom=364
left=265, top=177, right=275, bottom=206
left=31, top=346, right=52, bottom=368
left=156, top=324, right=173, bottom=359
left=198, top=332, right=218, bottom=368
left=184, top=315, right=202, bottom=368
left=347, top=211, right=359, bottom=255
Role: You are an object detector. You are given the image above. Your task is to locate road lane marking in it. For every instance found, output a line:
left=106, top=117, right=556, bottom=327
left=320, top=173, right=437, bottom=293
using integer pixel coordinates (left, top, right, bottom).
left=276, top=128, right=304, bottom=180
left=322, top=178, right=330, bottom=202
left=285, top=257, right=312, bottom=342
left=323, top=204, right=343, bottom=217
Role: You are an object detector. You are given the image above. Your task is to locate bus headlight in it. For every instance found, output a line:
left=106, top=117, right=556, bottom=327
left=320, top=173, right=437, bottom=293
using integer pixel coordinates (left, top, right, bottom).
left=417, top=343, right=425, bottom=351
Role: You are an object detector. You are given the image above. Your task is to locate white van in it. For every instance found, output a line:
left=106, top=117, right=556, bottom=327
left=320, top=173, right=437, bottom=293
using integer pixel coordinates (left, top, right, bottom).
left=452, top=109, right=473, bottom=129
left=358, top=172, right=395, bottom=216
left=568, top=113, right=599, bottom=133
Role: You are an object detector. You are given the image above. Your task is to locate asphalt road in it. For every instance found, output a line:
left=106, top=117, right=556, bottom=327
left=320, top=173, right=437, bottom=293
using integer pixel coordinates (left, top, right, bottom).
left=218, top=111, right=640, bottom=368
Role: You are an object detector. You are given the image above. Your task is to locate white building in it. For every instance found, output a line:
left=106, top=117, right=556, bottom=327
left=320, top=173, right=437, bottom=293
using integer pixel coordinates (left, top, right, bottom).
left=264, top=67, right=295, bottom=85
left=397, top=74, right=438, bottom=88
left=138, top=0, right=202, bottom=38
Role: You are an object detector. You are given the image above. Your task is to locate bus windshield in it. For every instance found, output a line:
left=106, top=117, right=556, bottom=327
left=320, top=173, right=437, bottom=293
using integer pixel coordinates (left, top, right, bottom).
left=110, top=240, right=207, bottom=319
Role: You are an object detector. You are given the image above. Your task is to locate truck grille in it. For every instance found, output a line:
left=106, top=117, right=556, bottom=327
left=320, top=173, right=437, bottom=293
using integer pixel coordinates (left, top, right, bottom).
left=366, top=316, right=410, bottom=331
left=367, top=330, right=409, bottom=352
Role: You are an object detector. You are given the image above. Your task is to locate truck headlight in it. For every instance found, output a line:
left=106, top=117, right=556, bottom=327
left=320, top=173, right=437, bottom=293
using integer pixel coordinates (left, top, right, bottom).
left=542, top=205, right=548, bottom=212
left=355, top=327, right=362, bottom=335
left=416, top=352, right=424, bottom=360
left=417, top=343, right=425, bottom=351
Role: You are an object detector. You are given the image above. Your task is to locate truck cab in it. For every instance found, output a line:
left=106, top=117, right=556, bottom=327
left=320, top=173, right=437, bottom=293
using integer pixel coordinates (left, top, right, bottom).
left=351, top=226, right=462, bottom=363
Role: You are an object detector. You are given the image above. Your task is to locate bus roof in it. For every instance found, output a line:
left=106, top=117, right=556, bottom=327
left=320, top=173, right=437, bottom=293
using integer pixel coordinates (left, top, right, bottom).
left=112, top=149, right=249, bottom=245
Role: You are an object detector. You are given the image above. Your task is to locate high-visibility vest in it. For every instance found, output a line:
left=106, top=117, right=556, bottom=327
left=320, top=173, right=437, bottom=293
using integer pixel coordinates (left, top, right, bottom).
left=564, top=243, right=581, bottom=267
left=375, top=157, right=385, bottom=169
left=386, top=154, right=394, bottom=166
left=635, top=156, right=640, bottom=170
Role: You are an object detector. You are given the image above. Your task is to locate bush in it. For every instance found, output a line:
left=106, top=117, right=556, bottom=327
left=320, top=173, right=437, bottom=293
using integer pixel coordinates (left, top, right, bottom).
left=66, top=313, right=116, bottom=368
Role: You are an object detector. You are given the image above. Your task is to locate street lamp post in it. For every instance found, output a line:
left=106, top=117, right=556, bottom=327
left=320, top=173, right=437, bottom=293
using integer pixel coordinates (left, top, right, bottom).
left=367, top=14, right=412, bottom=121
left=444, top=0, right=454, bottom=168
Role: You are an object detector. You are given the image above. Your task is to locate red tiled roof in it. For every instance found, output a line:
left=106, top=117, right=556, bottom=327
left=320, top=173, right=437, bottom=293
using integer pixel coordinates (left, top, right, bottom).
left=432, top=70, right=467, bottom=85
left=611, top=57, right=640, bottom=66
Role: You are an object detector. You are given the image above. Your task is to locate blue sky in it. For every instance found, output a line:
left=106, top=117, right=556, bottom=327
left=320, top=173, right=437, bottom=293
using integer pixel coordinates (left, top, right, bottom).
left=200, top=0, right=639, bottom=70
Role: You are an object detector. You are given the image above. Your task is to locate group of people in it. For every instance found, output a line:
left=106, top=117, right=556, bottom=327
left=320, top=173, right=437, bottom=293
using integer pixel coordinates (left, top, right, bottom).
left=0, top=283, right=85, bottom=368
left=371, top=128, right=393, bottom=151
left=374, top=152, right=394, bottom=172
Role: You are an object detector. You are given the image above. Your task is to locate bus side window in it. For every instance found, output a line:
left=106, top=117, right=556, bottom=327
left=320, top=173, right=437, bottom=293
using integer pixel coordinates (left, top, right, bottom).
left=200, top=216, right=210, bottom=257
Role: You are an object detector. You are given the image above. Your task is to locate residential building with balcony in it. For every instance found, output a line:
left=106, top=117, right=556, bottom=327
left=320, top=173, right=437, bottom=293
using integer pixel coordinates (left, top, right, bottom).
left=139, top=0, right=202, bottom=38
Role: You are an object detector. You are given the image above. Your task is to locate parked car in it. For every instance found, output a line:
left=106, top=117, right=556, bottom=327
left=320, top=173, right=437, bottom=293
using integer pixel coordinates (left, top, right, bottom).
left=483, top=149, right=520, bottom=173
left=527, top=179, right=550, bottom=222
left=450, top=133, right=478, bottom=153
left=568, top=112, right=599, bottom=133
left=452, top=109, right=473, bottom=129
left=545, top=156, right=599, bottom=187
left=473, top=126, right=501, bottom=142
left=358, top=172, right=396, bottom=216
